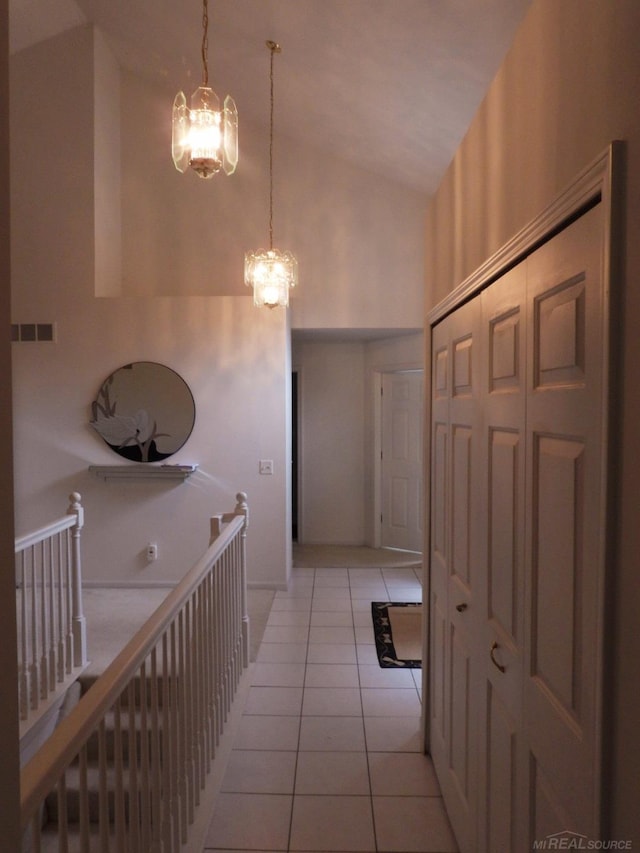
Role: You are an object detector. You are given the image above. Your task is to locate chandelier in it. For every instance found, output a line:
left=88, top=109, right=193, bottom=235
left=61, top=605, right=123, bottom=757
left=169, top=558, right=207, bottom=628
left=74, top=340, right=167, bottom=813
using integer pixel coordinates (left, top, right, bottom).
left=244, top=41, right=298, bottom=308
left=171, top=0, right=238, bottom=179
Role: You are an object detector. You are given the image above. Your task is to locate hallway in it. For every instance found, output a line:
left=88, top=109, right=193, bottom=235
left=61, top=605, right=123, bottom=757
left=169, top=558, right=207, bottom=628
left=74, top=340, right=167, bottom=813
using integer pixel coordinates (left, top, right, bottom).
left=201, top=564, right=458, bottom=853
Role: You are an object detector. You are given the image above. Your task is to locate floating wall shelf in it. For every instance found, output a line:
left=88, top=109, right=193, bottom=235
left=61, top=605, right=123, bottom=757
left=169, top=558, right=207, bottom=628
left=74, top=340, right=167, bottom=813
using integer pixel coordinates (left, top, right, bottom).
left=89, top=464, right=198, bottom=482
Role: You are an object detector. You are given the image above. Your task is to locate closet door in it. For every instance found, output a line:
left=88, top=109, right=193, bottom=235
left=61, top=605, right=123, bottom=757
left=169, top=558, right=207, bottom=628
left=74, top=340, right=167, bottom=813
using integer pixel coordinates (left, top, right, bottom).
left=477, top=264, right=528, bottom=853
left=523, top=204, right=605, bottom=843
left=429, top=201, right=607, bottom=853
left=429, top=298, right=483, bottom=853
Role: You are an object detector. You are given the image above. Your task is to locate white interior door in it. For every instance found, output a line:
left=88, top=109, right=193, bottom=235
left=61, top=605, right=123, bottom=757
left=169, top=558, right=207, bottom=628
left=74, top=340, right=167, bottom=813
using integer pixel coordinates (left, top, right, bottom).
left=380, top=370, right=423, bottom=552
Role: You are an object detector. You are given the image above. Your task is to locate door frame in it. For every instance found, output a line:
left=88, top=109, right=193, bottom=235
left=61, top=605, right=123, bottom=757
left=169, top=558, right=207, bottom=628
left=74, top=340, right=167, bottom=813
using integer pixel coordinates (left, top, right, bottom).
left=291, top=364, right=304, bottom=543
left=421, top=141, right=623, bottom=783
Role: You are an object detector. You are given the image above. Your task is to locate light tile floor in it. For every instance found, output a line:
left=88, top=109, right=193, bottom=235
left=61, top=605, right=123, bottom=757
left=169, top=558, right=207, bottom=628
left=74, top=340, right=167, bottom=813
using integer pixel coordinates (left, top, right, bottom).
left=203, top=566, right=459, bottom=853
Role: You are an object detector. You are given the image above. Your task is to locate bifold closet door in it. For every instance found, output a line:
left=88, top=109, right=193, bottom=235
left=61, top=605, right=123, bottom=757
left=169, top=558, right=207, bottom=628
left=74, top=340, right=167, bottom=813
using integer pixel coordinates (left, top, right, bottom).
left=523, top=204, right=605, bottom=843
left=429, top=202, right=607, bottom=852
left=477, top=263, right=528, bottom=853
left=429, top=297, right=483, bottom=853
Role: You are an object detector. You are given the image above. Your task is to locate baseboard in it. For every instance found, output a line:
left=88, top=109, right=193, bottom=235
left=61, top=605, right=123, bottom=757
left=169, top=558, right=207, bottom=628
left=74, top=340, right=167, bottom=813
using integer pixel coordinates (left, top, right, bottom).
left=83, top=580, right=177, bottom=589
left=294, top=540, right=368, bottom=547
left=247, top=580, right=288, bottom=591
left=85, top=580, right=289, bottom=591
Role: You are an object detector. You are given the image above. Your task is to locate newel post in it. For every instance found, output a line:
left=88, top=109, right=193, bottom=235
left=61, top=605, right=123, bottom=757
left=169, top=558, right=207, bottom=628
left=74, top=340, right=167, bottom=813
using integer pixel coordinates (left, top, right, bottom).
left=234, top=492, right=250, bottom=668
left=68, top=492, right=87, bottom=667
left=209, top=515, right=223, bottom=544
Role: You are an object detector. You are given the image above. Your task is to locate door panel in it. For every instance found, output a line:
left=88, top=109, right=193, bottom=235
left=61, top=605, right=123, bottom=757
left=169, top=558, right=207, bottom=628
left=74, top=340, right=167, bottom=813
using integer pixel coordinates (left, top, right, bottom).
left=449, top=623, right=472, bottom=800
left=532, top=435, right=585, bottom=714
left=451, top=425, right=472, bottom=587
left=479, top=264, right=528, bottom=853
left=530, top=757, right=577, bottom=840
left=431, top=589, right=448, bottom=747
left=432, top=422, right=448, bottom=561
left=486, top=683, right=518, bottom=853
left=488, top=429, right=520, bottom=640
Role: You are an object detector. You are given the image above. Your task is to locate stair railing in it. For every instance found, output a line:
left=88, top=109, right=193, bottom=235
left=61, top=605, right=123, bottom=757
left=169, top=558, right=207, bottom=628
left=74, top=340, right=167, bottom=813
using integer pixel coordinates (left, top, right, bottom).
left=20, top=491, right=250, bottom=853
left=15, top=492, right=87, bottom=735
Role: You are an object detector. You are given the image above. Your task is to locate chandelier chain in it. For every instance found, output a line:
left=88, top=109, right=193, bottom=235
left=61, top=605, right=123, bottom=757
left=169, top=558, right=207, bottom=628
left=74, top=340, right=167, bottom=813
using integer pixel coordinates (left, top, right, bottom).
left=268, top=42, right=275, bottom=249
left=201, top=0, right=209, bottom=86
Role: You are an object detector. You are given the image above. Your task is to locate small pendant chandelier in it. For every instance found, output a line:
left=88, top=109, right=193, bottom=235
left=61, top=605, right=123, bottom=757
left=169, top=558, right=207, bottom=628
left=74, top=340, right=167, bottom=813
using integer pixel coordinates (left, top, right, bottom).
left=172, top=0, right=238, bottom=179
left=244, top=40, right=298, bottom=308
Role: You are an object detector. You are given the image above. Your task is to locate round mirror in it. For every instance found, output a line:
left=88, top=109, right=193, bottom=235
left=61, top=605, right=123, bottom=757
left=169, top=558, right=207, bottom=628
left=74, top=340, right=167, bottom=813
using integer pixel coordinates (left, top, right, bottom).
left=90, top=362, right=195, bottom=462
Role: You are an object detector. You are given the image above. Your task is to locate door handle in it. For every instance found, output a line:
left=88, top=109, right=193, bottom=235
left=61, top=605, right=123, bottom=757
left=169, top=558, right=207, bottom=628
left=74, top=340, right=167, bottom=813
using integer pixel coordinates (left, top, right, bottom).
left=490, top=641, right=506, bottom=673
left=456, top=602, right=468, bottom=612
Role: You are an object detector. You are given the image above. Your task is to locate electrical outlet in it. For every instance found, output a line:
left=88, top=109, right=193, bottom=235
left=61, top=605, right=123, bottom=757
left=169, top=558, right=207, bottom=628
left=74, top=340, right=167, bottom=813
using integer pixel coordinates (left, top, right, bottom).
left=146, top=542, right=158, bottom=561
left=259, top=459, right=274, bottom=475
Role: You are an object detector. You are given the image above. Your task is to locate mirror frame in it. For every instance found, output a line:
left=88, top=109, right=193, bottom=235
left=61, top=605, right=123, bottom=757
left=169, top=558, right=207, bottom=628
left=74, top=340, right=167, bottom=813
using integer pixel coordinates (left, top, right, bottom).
left=90, top=361, right=196, bottom=463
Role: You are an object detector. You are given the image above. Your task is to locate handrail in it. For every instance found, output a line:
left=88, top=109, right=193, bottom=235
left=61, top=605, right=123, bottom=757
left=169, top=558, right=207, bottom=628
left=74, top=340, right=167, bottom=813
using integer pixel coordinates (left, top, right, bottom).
left=20, top=491, right=249, bottom=850
left=15, top=493, right=87, bottom=729
left=15, top=514, right=77, bottom=553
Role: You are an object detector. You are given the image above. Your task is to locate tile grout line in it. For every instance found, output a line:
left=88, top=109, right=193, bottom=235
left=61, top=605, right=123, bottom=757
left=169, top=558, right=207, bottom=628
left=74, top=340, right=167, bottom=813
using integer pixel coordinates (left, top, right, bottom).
left=286, top=566, right=313, bottom=852
left=350, top=566, right=378, bottom=853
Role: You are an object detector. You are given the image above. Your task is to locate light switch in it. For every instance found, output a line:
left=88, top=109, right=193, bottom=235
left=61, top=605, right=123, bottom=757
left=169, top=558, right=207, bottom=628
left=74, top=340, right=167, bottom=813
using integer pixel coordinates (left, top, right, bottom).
left=259, top=459, right=274, bottom=475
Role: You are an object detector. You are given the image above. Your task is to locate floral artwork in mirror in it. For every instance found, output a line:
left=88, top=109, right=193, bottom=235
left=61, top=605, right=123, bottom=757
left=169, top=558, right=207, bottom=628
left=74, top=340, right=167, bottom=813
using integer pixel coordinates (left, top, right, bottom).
left=90, top=362, right=196, bottom=462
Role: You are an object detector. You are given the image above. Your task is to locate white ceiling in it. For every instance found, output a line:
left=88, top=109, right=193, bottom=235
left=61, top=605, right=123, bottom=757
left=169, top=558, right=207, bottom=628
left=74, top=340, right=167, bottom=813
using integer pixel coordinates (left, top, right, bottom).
left=9, top=0, right=532, bottom=196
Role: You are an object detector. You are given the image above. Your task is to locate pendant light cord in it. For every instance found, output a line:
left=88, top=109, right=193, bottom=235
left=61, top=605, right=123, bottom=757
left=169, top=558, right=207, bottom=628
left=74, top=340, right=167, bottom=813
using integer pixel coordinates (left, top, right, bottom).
left=268, top=42, right=275, bottom=250
left=202, top=0, right=209, bottom=86
left=267, top=41, right=281, bottom=250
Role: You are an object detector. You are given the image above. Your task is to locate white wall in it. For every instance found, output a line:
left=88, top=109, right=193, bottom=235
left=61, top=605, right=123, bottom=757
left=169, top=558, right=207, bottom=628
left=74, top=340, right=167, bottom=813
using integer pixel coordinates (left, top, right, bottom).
left=93, top=28, right=121, bottom=298
left=10, top=23, right=426, bottom=589
left=423, top=0, right=640, bottom=841
left=292, top=339, right=366, bottom=544
left=10, top=28, right=291, bottom=589
left=11, top=295, right=291, bottom=588
left=11, top=21, right=424, bottom=584
left=120, top=65, right=427, bottom=335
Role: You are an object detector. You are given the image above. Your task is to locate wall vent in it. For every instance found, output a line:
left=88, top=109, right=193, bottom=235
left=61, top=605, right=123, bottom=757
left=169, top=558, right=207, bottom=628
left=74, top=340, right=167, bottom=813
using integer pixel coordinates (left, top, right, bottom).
left=11, top=323, right=57, bottom=343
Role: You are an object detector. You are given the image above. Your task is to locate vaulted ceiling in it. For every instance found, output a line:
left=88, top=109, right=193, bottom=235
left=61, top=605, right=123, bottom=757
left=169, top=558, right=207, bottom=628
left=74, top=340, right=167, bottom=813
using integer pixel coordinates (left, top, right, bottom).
left=9, top=0, right=532, bottom=196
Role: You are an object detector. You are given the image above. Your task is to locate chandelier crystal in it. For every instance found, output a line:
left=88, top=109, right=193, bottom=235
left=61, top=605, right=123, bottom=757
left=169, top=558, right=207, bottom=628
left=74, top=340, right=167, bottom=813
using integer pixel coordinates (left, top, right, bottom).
left=244, top=41, right=298, bottom=308
left=172, top=0, right=238, bottom=179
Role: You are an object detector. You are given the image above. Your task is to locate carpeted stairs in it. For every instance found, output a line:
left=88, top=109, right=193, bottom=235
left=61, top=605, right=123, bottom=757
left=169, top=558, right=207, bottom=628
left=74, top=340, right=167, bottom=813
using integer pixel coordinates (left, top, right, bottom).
left=36, top=669, right=166, bottom=852
left=30, top=585, right=273, bottom=852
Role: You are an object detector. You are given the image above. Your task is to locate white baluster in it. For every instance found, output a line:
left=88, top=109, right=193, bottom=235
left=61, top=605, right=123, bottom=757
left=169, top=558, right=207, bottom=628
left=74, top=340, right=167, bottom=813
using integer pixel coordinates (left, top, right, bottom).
left=30, top=547, right=40, bottom=712
left=19, top=553, right=28, bottom=720
left=67, top=492, right=87, bottom=667
left=234, top=492, right=250, bottom=668
left=47, top=537, right=56, bottom=694
left=56, top=532, right=66, bottom=682
left=138, top=659, right=151, bottom=853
